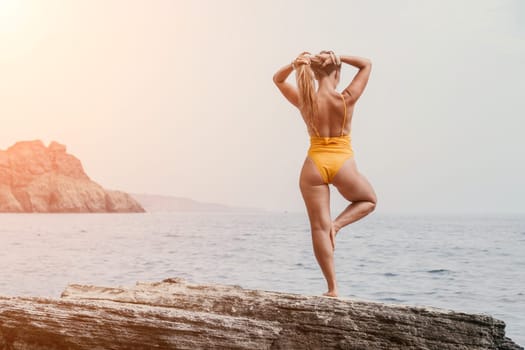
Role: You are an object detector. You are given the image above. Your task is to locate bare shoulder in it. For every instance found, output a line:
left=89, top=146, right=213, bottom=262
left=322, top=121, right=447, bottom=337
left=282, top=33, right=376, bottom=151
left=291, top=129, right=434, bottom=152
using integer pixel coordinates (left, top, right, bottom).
left=340, top=90, right=356, bottom=107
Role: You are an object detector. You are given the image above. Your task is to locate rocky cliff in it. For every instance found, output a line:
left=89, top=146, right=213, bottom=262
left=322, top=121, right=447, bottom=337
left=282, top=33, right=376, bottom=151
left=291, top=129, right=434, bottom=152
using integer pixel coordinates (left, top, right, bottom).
left=0, top=278, right=522, bottom=349
left=0, top=140, right=144, bottom=213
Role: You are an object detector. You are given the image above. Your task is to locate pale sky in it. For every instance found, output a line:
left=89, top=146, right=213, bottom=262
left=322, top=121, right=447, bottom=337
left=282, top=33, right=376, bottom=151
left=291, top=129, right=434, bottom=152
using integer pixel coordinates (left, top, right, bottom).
left=1, top=0, right=523, bottom=214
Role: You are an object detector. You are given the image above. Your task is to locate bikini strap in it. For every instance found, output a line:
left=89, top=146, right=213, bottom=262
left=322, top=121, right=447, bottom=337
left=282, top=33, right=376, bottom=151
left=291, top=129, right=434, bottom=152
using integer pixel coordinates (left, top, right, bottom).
left=340, top=93, right=347, bottom=136
left=312, top=124, right=320, bottom=137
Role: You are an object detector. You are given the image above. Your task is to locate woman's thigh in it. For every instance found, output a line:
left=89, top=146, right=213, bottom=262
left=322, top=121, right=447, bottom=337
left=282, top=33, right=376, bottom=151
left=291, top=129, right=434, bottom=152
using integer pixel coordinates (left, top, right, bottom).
left=332, top=157, right=377, bottom=203
left=299, top=157, right=331, bottom=229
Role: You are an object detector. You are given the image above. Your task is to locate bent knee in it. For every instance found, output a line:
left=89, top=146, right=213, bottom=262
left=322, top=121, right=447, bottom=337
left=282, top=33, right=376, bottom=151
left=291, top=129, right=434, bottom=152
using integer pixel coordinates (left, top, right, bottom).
left=361, top=197, right=377, bottom=214
left=367, top=200, right=377, bottom=213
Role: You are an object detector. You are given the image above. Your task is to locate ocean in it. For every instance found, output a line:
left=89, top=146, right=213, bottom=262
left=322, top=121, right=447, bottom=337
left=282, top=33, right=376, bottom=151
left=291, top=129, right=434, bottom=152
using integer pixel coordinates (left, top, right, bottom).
left=0, top=211, right=523, bottom=346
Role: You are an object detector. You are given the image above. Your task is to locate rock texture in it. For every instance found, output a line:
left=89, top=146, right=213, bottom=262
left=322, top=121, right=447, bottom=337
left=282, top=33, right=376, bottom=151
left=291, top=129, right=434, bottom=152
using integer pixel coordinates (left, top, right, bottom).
left=0, top=278, right=522, bottom=349
left=0, top=140, right=144, bottom=212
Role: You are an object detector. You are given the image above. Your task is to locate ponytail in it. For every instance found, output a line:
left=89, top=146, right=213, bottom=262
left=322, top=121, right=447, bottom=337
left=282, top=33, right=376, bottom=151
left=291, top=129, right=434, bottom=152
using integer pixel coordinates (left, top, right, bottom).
left=296, top=64, right=319, bottom=136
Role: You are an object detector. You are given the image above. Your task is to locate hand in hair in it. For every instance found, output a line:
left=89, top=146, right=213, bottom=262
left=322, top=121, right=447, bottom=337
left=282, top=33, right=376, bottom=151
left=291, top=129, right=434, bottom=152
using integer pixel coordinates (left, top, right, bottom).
left=316, top=51, right=340, bottom=68
left=296, top=51, right=312, bottom=59
left=293, top=51, right=312, bottom=67
left=316, top=52, right=333, bottom=68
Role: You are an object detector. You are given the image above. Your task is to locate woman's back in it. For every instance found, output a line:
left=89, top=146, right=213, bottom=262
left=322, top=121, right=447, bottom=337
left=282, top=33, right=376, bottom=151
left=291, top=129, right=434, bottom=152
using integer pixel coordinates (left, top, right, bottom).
left=304, top=91, right=353, bottom=137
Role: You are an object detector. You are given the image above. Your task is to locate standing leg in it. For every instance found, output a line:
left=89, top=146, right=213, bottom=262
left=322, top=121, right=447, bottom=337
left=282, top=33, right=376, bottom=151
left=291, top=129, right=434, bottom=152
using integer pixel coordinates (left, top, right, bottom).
left=300, top=157, right=338, bottom=297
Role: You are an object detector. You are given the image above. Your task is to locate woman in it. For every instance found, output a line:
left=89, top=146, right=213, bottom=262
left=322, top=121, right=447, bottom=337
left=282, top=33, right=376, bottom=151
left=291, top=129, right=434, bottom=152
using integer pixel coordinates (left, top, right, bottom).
left=273, top=51, right=377, bottom=297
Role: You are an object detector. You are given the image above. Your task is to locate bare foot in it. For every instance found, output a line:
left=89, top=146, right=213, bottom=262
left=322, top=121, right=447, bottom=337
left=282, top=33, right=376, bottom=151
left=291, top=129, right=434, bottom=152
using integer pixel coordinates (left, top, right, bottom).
left=333, top=222, right=341, bottom=238
left=322, top=290, right=339, bottom=298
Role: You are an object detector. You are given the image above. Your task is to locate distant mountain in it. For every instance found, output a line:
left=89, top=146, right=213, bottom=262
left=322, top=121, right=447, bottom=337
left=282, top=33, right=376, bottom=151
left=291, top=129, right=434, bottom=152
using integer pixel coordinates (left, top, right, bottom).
left=0, top=140, right=144, bottom=213
left=131, top=193, right=264, bottom=213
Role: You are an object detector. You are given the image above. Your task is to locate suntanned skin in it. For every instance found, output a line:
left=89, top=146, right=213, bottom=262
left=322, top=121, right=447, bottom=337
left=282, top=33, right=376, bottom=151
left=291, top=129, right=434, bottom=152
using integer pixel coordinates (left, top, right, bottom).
left=273, top=52, right=377, bottom=298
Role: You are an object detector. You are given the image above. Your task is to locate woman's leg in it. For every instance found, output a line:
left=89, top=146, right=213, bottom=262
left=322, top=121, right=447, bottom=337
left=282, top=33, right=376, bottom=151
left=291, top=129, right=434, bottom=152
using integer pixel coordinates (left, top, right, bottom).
left=300, top=156, right=338, bottom=297
left=331, top=157, right=377, bottom=236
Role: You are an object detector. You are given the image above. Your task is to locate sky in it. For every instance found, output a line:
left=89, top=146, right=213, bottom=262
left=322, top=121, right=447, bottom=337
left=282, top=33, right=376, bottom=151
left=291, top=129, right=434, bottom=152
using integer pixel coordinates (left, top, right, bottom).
left=0, top=0, right=523, bottom=214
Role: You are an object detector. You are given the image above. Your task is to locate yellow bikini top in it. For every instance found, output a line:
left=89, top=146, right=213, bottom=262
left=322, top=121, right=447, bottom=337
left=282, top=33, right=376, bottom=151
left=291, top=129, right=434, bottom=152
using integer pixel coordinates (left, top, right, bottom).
left=311, top=93, right=348, bottom=138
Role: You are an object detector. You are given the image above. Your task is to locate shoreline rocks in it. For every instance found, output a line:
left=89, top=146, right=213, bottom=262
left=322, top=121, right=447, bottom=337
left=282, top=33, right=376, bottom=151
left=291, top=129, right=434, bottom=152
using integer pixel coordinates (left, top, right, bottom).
left=0, top=277, right=522, bottom=349
left=0, top=140, right=144, bottom=213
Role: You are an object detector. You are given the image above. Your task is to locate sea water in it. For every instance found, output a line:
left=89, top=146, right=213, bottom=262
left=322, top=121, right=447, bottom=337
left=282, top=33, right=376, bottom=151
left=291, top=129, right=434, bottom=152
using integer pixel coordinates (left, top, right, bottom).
left=0, top=211, right=523, bottom=345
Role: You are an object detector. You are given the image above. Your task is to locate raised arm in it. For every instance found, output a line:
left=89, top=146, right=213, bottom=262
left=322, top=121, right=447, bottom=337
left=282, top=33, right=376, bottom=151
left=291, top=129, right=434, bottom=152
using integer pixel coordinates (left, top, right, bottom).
left=272, top=62, right=300, bottom=108
left=340, top=55, right=372, bottom=104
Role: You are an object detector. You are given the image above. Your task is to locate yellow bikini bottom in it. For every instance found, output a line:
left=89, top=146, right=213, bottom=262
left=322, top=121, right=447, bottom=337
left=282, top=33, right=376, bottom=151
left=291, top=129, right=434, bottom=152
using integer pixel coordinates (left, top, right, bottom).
left=307, top=135, right=354, bottom=184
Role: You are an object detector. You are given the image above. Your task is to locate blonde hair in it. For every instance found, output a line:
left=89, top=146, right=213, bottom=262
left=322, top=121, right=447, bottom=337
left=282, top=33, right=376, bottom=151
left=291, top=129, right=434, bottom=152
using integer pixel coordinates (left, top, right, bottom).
left=295, top=51, right=340, bottom=136
left=295, top=62, right=319, bottom=136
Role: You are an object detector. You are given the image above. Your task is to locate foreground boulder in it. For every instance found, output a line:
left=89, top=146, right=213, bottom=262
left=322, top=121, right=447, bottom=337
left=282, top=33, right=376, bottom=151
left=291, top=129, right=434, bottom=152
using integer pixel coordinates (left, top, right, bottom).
left=0, top=278, right=522, bottom=349
left=0, top=140, right=144, bottom=212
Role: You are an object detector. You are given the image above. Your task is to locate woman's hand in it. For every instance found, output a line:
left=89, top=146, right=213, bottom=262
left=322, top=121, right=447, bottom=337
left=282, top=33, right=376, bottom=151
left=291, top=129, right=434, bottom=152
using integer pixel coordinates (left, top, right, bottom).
left=315, top=52, right=333, bottom=68
left=315, top=51, right=341, bottom=68
left=293, top=51, right=312, bottom=68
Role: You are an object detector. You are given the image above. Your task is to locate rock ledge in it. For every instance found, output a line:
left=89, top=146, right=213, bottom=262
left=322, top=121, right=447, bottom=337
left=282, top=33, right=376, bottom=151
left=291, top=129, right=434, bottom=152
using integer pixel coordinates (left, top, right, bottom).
left=0, top=277, right=522, bottom=349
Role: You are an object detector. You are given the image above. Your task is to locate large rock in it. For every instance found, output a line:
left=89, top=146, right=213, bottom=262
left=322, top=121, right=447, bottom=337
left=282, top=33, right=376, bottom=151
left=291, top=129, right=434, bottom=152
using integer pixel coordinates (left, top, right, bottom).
left=0, top=278, right=522, bottom=349
left=0, top=140, right=144, bottom=212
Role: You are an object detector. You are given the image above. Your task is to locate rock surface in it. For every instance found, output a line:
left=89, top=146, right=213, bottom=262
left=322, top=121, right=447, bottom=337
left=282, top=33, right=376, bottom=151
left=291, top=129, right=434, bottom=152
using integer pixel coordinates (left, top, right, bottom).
left=0, top=277, right=522, bottom=349
left=0, top=140, right=144, bottom=212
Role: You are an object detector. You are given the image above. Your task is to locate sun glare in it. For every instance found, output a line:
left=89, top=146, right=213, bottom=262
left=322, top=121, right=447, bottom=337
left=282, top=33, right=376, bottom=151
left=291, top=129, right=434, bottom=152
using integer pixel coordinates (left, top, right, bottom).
left=0, top=0, right=26, bottom=33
